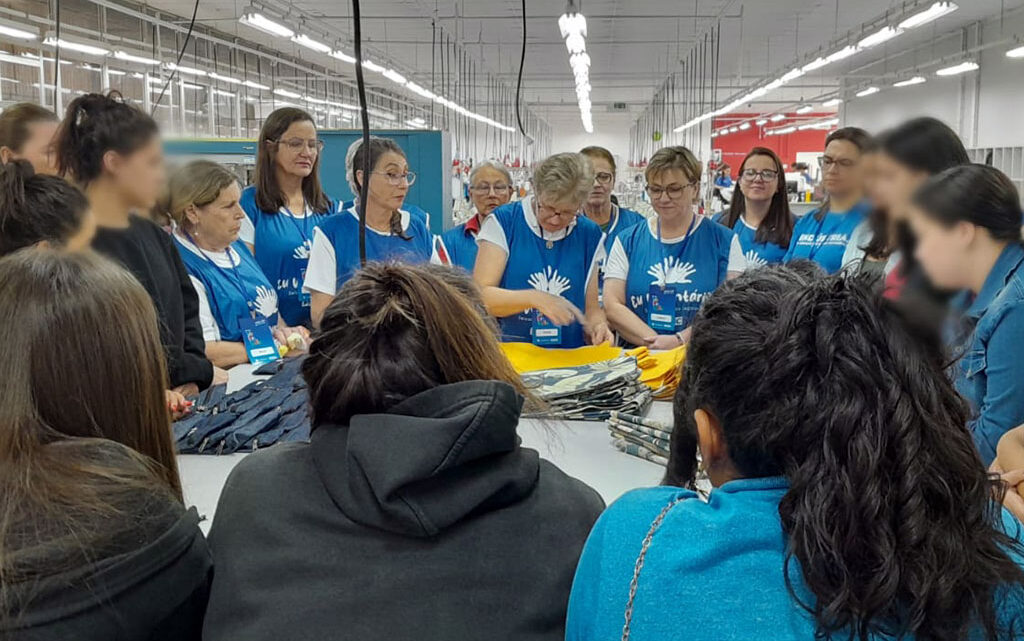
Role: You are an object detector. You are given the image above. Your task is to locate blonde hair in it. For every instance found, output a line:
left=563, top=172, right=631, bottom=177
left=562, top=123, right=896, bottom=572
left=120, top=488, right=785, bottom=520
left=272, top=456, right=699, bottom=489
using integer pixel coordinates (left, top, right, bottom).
left=533, top=152, right=593, bottom=206
left=646, top=146, right=703, bottom=184
left=160, top=160, right=239, bottom=232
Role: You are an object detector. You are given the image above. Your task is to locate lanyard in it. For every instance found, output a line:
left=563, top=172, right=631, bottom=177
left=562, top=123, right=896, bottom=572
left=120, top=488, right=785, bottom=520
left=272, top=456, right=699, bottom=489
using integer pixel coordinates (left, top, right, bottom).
left=184, top=231, right=255, bottom=316
left=656, top=213, right=698, bottom=284
left=530, top=198, right=570, bottom=269
left=281, top=203, right=311, bottom=245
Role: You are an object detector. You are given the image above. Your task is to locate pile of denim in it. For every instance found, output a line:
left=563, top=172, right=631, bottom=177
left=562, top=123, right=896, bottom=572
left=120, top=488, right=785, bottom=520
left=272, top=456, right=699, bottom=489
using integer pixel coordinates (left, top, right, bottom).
left=520, top=356, right=653, bottom=421
left=173, top=358, right=310, bottom=455
left=606, top=410, right=671, bottom=466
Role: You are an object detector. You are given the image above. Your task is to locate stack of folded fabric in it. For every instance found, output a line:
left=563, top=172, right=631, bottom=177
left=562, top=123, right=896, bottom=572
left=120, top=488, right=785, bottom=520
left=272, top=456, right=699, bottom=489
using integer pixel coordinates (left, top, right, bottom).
left=607, top=410, right=672, bottom=466
left=173, top=358, right=310, bottom=455
left=626, top=345, right=686, bottom=400
left=519, top=355, right=652, bottom=421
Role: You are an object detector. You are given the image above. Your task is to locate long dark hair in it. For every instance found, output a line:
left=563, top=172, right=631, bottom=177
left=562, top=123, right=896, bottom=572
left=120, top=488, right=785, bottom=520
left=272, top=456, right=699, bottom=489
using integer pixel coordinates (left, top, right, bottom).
left=871, top=118, right=971, bottom=261
left=254, top=107, right=330, bottom=215
left=303, top=263, right=529, bottom=428
left=913, top=164, right=1023, bottom=244
left=0, top=160, right=89, bottom=256
left=816, top=127, right=873, bottom=221
left=352, top=137, right=411, bottom=240
left=723, top=147, right=794, bottom=248
left=0, top=102, right=57, bottom=155
left=54, top=92, right=158, bottom=185
left=671, top=264, right=1024, bottom=640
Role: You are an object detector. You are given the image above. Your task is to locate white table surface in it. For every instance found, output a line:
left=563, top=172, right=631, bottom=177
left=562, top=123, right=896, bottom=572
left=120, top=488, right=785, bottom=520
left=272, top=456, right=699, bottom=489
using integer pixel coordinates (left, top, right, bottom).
left=178, top=364, right=669, bottom=531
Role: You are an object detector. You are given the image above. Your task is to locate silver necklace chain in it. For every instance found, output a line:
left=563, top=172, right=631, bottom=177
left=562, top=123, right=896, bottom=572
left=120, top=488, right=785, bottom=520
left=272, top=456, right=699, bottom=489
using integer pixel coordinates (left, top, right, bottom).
left=621, top=497, right=686, bottom=641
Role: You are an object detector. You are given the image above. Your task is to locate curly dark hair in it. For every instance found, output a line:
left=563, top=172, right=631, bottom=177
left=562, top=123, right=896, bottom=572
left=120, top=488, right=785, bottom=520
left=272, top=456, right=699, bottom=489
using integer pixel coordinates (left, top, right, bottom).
left=669, top=264, right=1024, bottom=641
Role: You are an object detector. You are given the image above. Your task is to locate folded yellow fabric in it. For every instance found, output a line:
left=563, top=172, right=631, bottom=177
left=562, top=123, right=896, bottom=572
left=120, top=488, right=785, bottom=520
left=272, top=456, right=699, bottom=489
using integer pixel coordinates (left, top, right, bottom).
left=500, top=342, right=624, bottom=374
left=626, top=345, right=686, bottom=398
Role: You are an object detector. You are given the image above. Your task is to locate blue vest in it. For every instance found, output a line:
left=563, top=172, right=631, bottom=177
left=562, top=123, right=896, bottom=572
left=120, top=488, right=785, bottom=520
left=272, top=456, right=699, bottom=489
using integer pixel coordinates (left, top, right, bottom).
left=442, top=221, right=480, bottom=273
left=598, top=206, right=645, bottom=297
left=490, top=201, right=603, bottom=348
left=341, top=200, right=430, bottom=227
left=617, top=218, right=731, bottom=333
left=174, top=237, right=279, bottom=342
left=317, top=206, right=434, bottom=291
left=783, top=201, right=869, bottom=274
left=730, top=217, right=790, bottom=267
left=240, top=185, right=338, bottom=327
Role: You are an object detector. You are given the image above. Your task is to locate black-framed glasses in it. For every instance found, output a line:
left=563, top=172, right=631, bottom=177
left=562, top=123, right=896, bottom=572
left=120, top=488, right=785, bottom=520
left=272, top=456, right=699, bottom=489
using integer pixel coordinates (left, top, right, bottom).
left=594, top=171, right=614, bottom=185
left=373, top=171, right=417, bottom=186
left=741, top=169, right=779, bottom=182
left=819, top=156, right=857, bottom=170
left=471, top=183, right=511, bottom=195
left=275, top=138, right=325, bottom=153
left=646, top=181, right=698, bottom=200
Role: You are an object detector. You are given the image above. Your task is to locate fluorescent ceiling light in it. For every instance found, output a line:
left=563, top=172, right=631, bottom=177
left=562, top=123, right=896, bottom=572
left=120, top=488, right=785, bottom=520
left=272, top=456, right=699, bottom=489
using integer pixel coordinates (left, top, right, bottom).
left=858, top=26, right=903, bottom=49
left=0, top=19, right=38, bottom=41
left=856, top=86, right=880, bottom=97
left=273, top=88, right=302, bottom=98
left=362, top=60, right=386, bottom=73
left=382, top=69, right=407, bottom=85
left=0, top=52, right=41, bottom=67
left=1007, top=45, right=1024, bottom=59
left=107, top=69, right=126, bottom=76
left=775, top=126, right=797, bottom=135
left=936, top=61, right=978, bottom=76
left=795, top=105, right=813, bottom=114
left=114, top=50, right=161, bottom=65
left=291, top=34, right=331, bottom=54
left=330, top=50, right=356, bottom=63
left=738, top=122, right=751, bottom=130
left=893, top=76, right=926, bottom=87
left=826, top=45, right=859, bottom=63
left=755, top=118, right=768, bottom=125
left=899, top=2, right=958, bottom=30
left=166, top=63, right=206, bottom=77
left=765, top=78, right=785, bottom=91
left=304, top=96, right=328, bottom=105
left=208, top=72, right=241, bottom=84
left=405, top=82, right=437, bottom=100
left=243, top=80, right=269, bottom=90
left=728, top=126, right=739, bottom=133
left=822, top=98, right=843, bottom=107
left=239, top=11, right=294, bottom=38
left=213, top=89, right=236, bottom=98
left=770, top=114, right=785, bottom=122
left=780, top=68, right=804, bottom=83
left=710, top=131, right=719, bottom=138
left=802, top=57, right=829, bottom=72
left=43, top=33, right=109, bottom=57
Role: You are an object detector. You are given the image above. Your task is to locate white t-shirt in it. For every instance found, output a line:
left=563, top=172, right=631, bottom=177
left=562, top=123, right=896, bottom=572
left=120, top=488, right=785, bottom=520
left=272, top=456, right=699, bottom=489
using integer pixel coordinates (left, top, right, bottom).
left=238, top=204, right=313, bottom=245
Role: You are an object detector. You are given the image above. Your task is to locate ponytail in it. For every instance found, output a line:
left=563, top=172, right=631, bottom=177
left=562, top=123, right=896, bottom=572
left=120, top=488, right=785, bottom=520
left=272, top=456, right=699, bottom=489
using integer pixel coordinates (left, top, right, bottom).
left=0, top=160, right=90, bottom=256
left=675, top=265, right=1024, bottom=640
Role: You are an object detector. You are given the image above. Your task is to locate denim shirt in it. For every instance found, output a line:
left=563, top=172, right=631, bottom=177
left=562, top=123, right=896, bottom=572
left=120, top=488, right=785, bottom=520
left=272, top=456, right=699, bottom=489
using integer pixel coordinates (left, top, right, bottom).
left=953, top=243, right=1024, bottom=466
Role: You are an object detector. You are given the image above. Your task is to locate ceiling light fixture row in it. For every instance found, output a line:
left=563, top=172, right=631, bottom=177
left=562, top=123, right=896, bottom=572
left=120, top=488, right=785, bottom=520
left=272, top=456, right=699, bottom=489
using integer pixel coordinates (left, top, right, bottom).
left=238, top=6, right=514, bottom=131
left=675, top=2, right=959, bottom=134
left=559, top=8, right=593, bottom=133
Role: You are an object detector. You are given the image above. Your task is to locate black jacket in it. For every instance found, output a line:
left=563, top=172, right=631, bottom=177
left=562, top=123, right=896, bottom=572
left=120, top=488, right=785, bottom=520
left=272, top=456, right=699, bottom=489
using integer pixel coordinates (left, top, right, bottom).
left=92, top=216, right=213, bottom=389
left=203, top=380, right=605, bottom=641
left=4, top=506, right=213, bottom=641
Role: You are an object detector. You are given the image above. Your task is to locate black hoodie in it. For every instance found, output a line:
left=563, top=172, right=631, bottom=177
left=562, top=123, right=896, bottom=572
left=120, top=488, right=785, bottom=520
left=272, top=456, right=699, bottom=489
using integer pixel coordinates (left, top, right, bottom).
left=203, top=380, right=605, bottom=641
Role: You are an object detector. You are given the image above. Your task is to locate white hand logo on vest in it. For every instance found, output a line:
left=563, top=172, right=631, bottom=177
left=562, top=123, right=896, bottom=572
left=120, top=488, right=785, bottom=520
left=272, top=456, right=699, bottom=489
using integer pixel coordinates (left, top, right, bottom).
left=745, top=250, right=768, bottom=268
left=254, top=286, right=279, bottom=318
left=528, top=266, right=572, bottom=297
left=292, top=240, right=311, bottom=260
left=647, top=257, right=696, bottom=286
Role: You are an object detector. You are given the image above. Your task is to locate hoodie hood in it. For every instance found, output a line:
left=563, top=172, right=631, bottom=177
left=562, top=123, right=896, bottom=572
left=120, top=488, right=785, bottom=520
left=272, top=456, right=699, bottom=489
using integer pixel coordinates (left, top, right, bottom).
left=310, top=380, right=540, bottom=538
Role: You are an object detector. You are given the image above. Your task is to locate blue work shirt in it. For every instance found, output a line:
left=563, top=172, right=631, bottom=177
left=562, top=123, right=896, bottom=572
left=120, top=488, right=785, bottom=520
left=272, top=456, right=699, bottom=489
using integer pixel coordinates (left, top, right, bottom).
left=596, top=205, right=645, bottom=298
left=567, top=479, right=1024, bottom=641
left=952, top=242, right=1024, bottom=465
left=725, top=215, right=790, bottom=272
left=783, top=201, right=869, bottom=274
left=441, top=213, right=485, bottom=273
left=239, top=186, right=338, bottom=327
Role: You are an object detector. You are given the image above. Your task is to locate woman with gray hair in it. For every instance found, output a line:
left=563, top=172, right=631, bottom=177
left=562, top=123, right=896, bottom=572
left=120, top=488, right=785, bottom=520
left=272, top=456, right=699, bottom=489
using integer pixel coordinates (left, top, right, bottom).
left=474, top=152, right=614, bottom=347
left=442, top=159, right=513, bottom=271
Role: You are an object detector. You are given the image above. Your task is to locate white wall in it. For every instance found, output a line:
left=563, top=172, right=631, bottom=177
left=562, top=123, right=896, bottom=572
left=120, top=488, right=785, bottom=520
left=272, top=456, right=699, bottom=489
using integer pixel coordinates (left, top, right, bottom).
left=549, top=112, right=635, bottom=162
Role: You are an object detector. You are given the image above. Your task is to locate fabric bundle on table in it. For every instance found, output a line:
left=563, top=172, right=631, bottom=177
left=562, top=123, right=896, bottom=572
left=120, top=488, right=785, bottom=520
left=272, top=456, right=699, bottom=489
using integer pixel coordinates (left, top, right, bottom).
left=520, top=356, right=653, bottom=421
left=606, top=410, right=672, bottom=466
left=626, top=345, right=686, bottom=400
left=174, top=358, right=310, bottom=455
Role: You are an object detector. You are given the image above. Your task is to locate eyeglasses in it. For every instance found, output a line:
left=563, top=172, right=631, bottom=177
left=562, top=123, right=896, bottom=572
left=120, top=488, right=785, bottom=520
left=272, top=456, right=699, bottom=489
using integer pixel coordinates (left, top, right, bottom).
left=275, top=138, right=325, bottom=153
left=819, top=156, right=857, bottom=170
left=741, top=169, right=778, bottom=182
left=594, top=172, right=614, bottom=185
left=471, top=183, right=510, bottom=195
left=537, top=201, right=578, bottom=219
left=645, top=182, right=698, bottom=200
left=373, top=171, right=417, bottom=186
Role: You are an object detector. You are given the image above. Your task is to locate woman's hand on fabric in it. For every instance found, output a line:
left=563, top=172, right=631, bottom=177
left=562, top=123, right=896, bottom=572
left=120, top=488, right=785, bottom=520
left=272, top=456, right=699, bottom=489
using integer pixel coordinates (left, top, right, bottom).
left=172, top=382, right=200, bottom=397
left=586, top=320, right=615, bottom=346
left=274, top=326, right=310, bottom=356
left=531, top=291, right=584, bottom=326
left=165, top=389, right=192, bottom=420
left=644, top=334, right=682, bottom=351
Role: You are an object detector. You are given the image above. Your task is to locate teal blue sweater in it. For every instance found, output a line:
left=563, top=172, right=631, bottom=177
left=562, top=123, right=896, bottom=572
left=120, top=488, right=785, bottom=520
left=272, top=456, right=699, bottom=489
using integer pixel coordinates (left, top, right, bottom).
left=566, top=477, right=1024, bottom=641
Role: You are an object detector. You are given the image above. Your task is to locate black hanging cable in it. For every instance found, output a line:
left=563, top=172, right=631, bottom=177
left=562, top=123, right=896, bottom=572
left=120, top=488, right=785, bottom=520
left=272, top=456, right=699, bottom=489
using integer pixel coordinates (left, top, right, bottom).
left=351, top=0, right=371, bottom=266
left=53, top=0, right=61, bottom=109
left=514, top=0, right=527, bottom=137
left=151, top=0, right=200, bottom=116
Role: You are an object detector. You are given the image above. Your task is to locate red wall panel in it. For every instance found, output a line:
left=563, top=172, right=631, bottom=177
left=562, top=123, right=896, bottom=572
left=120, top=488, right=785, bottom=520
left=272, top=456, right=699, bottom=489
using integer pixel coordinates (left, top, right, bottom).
left=712, top=113, right=830, bottom=179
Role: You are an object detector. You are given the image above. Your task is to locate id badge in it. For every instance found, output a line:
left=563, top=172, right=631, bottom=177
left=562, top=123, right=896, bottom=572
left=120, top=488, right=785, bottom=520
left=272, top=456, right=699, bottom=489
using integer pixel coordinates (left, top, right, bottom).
left=299, top=269, right=311, bottom=307
left=532, top=309, right=562, bottom=346
left=239, top=316, right=281, bottom=365
left=647, top=285, right=678, bottom=332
